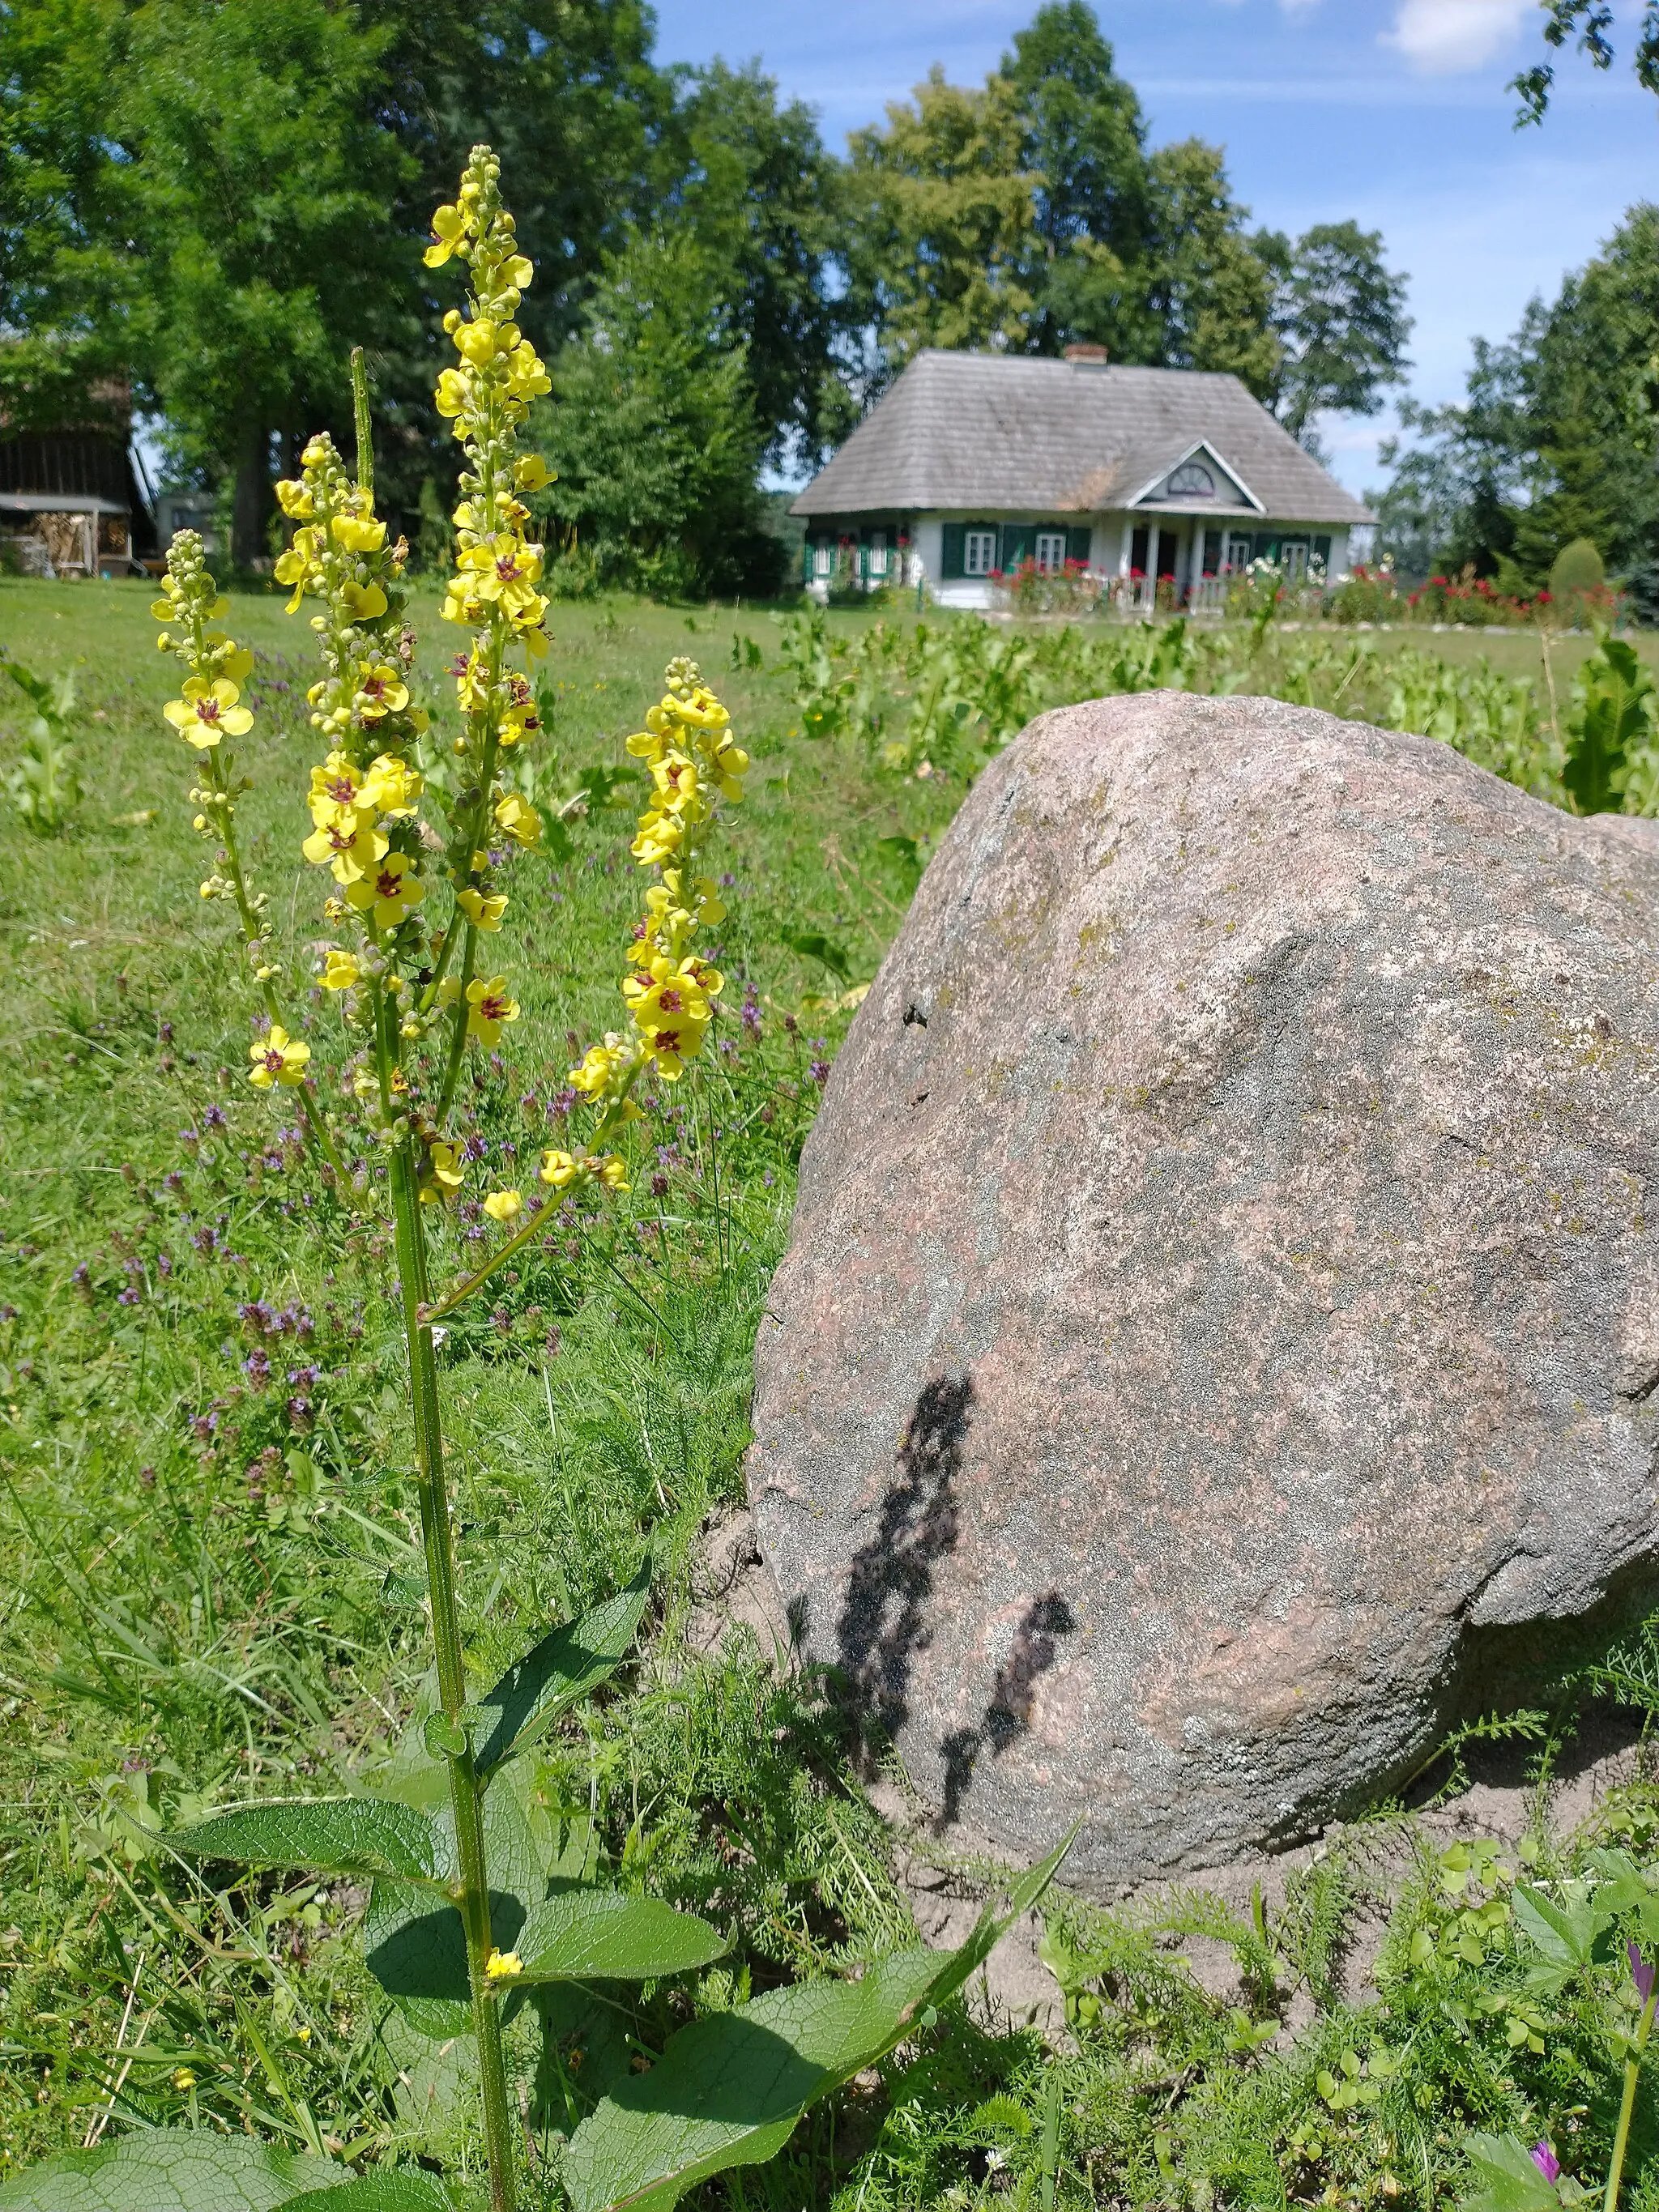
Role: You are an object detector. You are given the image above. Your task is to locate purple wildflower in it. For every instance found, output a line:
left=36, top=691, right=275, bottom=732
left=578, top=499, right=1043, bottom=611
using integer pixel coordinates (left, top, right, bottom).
left=1530, top=2144, right=1561, bottom=2185
left=1631, top=1941, right=1655, bottom=2003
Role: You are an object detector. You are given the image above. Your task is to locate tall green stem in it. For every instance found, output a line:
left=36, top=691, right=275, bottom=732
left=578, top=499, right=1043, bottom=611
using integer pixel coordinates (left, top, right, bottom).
left=387, top=1144, right=518, bottom=2212
left=1604, top=1983, right=1656, bottom=2212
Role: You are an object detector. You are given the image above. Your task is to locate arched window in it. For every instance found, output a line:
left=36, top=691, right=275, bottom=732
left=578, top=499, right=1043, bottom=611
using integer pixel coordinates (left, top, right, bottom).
left=1167, top=461, right=1216, bottom=498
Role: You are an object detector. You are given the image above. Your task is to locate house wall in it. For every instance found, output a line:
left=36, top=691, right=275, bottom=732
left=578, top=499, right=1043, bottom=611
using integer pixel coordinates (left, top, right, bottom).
left=802, top=510, right=1359, bottom=607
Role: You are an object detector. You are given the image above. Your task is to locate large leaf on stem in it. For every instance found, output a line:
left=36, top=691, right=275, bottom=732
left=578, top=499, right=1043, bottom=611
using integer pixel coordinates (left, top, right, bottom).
left=562, top=1831, right=1075, bottom=2212
left=284, top=2178, right=455, bottom=2211
left=475, top=1558, right=651, bottom=1779
left=514, top=1890, right=727, bottom=1982
left=365, top=1780, right=542, bottom=2038
left=0, top=2131, right=343, bottom=2210
left=164, top=1799, right=442, bottom=1886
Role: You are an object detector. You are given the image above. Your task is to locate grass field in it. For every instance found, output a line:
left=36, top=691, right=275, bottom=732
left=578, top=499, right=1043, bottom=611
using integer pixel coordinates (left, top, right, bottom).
left=3, top=576, right=1659, bottom=2212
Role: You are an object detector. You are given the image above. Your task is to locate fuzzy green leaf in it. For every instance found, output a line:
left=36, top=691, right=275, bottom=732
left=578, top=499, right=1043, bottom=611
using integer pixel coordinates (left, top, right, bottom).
left=474, top=1558, right=650, bottom=1779
left=1460, top=2133, right=1565, bottom=2212
left=365, top=1779, right=541, bottom=2037
left=282, top=2178, right=454, bottom=2211
left=1512, top=1882, right=1600, bottom=1974
left=164, top=1799, right=442, bottom=1886
left=0, top=2131, right=343, bottom=2210
left=514, top=1890, right=727, bottom=1983
left=563, top=1829, right=1073, bottom=2212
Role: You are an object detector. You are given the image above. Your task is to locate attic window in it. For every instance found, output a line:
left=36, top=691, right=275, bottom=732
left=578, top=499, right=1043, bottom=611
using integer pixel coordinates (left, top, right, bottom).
left=1167, top=461, right=1216, bottom=498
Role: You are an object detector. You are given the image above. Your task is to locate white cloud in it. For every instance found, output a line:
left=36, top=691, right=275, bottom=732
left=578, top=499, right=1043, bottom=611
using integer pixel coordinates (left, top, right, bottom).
left=1383, top=0, right=1533, bottom=74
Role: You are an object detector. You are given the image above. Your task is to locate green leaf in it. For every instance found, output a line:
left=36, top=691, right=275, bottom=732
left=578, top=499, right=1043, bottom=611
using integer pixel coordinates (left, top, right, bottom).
left=776, top=927, right=851, bottom=982
left=475, top=1558, right=650, bottom=1779
left=365, top=1779, right=542, bottom=2038
left=0, top=2130, right=343, bottom=2210
left=514, top=1890, right=727, bottom=1983
left=283, top=2179, right=454, bottom=2212
left=164, top=1799, right=441, bottom=1886
left=1513, top=1882, right=1601, bottom=1975
left=563, top=1829, right=1074, bottom=2212
left=1460, top=2133, right=1563, bottom=2212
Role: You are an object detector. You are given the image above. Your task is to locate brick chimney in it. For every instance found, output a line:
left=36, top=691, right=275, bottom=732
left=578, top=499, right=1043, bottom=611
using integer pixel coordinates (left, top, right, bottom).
left=1064, top=343, right=1109, bottom=365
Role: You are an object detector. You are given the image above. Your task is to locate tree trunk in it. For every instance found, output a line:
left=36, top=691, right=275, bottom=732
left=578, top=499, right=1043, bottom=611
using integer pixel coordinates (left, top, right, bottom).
left=231, top=423, right=268, bottom=569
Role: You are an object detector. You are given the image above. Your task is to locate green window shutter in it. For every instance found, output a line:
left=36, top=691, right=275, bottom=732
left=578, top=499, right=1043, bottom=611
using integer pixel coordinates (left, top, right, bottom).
left=1314, top=535, right=1333, bottom=569
left=1000, top=523, right=1031, bottom=571
left=940, top=524, right=965, bottom=580
left=1065, top=526, right=1092, bottom=566
left=1202, top=530, right=1222, bottom=575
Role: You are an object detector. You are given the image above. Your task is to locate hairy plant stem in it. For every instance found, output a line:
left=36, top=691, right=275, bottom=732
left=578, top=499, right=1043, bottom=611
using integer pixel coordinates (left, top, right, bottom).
left=382, top=1002, right=518, bottom=2212
left=1604, top=1982, right=1657, bottom=2212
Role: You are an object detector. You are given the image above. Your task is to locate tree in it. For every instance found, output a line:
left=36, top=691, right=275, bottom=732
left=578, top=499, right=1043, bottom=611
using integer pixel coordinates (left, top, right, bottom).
left=0, top=0, right=139, bottom=433
left=1141, top=139, right=1280, bottom=398
left=847, top=68, right=1038, bottom=367
left=1368, top=330, right=1534, bottom=580
left=1512, top=2, right=1659, bottom=121
left=1257, top=220, right=1411, bottom=450
left=539, top=229, right=778, bottom=598
left=1000, top=2, right=1158, bottom=359
left=655, top=60, right=849, bottom=467
left=116, top=0, right=412, bottom=564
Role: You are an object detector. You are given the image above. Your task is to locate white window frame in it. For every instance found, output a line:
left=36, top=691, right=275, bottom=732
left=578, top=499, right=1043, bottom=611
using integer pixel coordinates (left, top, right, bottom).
left=812, top=542, right=834, bottom=578
left=1280, top=539, right=1309, bottom=582
left=866, top=529, right=889, bottom=578
left=964, top=529, right=997, bottom=578
left=1034, top=531, right=1067, bottom=575
left=1223, top=530, right=1254, bottom=573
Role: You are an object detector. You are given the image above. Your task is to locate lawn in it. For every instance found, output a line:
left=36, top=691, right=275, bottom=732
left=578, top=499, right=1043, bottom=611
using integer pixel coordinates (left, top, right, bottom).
left=2, top=576, right=1658, bottom=2212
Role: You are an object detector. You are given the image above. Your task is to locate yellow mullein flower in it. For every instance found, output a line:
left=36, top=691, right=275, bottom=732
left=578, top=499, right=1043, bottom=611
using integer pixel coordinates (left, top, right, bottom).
left=331, top=513, right=386, bottom=555
left=420, top=1140, right=465, bottom=1204
left=493, top=793, right=541, bottom=847
left=455, top=318, right=499, bottom=365
left=434, top=367, right=468, bottom=420
left=360, top=753, right=422, bottom=816
left=484, top=1948, right=522, bottom=1980
left=164, top=676, right=252, bottom=748
left=597, top=1155, right=629, bottom=1191
left=624, top=958, right=714, bottom=1078
left=309, top=753, right=368, bottom=828
left=455, top=534, right=544, bottom=622
left=275, top=477, right=314, bottom=521
left=424, top=202, right=466, bottom=266
left=459, top=885, right=508, bottom=931
left=347, top=850, right=424, bottom=931
left=482, top=1189, right=522, bottom=1222
left=514, top=455, right=553, bottom=492
left=320, top=948, right=361, bottom=991
left=539, top=1149, right=579, bottom=1189
left=354, top=665, right=408, bottom=722
left=303, top=818, right=384, bottom=884
left=249, top=1026, right=311, bottom=1089
left=466, top=974, right=519, bottom=1046
left=342, top=579, right=389, bottom=622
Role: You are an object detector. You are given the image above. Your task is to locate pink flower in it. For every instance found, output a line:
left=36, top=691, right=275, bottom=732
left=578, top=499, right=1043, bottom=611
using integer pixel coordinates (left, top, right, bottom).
left=1630, top=1941, right=1655, bottom=2002
left=1531, top=2143, right=1561, bottom=2185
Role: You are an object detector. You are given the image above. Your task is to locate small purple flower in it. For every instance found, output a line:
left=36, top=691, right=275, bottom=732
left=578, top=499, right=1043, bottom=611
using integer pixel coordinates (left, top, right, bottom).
left=741, top=985, right=762, bottom=1042
left=809, top=1059, right=830, bottom=1088
left=1530, top=2144, right=1561, bottom=2185
left=192, top=1226, right=218, bottom=1256
left=203, top=1106, right=227, bottom=1131
left=650, top=1172, right=669, bottom=1199
left=163, top=1170, right=186, bottom=1195
left=117, top=1285, right=140, bottom=1306
left=180, top=1127, right=200, bottom=1153
left=1631, top=1941, right=1655, bottom=2003
left=156, top=1251, right=173, bottom=1278
left=242, top=1346, right=271, bottom=1392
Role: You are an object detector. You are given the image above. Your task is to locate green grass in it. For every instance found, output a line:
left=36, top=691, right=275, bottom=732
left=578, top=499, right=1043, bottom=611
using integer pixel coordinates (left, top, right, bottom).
left=2, top=576, right=1659, bottom=2212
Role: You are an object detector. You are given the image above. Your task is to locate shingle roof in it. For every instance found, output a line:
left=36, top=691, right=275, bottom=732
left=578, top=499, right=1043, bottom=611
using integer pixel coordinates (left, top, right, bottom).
left=791, top=352, right=1374, bottom=526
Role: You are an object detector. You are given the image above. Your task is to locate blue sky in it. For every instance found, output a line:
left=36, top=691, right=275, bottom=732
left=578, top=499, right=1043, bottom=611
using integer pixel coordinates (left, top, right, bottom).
left=651, top=0, right=1659, bottom=496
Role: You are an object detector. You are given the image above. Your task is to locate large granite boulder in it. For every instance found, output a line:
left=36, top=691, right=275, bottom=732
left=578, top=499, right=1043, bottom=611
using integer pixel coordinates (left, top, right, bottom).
left=748, top=692, right=1659, bottom=1888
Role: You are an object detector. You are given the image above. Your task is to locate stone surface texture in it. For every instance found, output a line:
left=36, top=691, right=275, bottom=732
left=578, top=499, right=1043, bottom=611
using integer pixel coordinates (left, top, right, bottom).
left=747, top=691, right=1659, bottom=1888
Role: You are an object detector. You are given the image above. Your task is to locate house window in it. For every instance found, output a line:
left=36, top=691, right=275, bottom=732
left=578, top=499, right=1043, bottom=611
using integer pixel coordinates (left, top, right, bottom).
left=964, top=529, right=997, bottom=578
left=1223, top=531, right=1254, bottom=572
left=1167, top=461, right=1215, bottom=498
left=812, top=542, right=834, bottom=578
left=1280, top=540, right=1309, bottom=582
left=867, top=530, right=889, bottom=577
left=1034, top=531, right=1067, bottom=574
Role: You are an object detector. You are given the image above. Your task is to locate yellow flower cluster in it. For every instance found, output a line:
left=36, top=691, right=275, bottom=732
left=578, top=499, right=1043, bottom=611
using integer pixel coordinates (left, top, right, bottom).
left=619, top=659, right=748, bottom=1080
left=155, top=535, right=255, bottom=756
